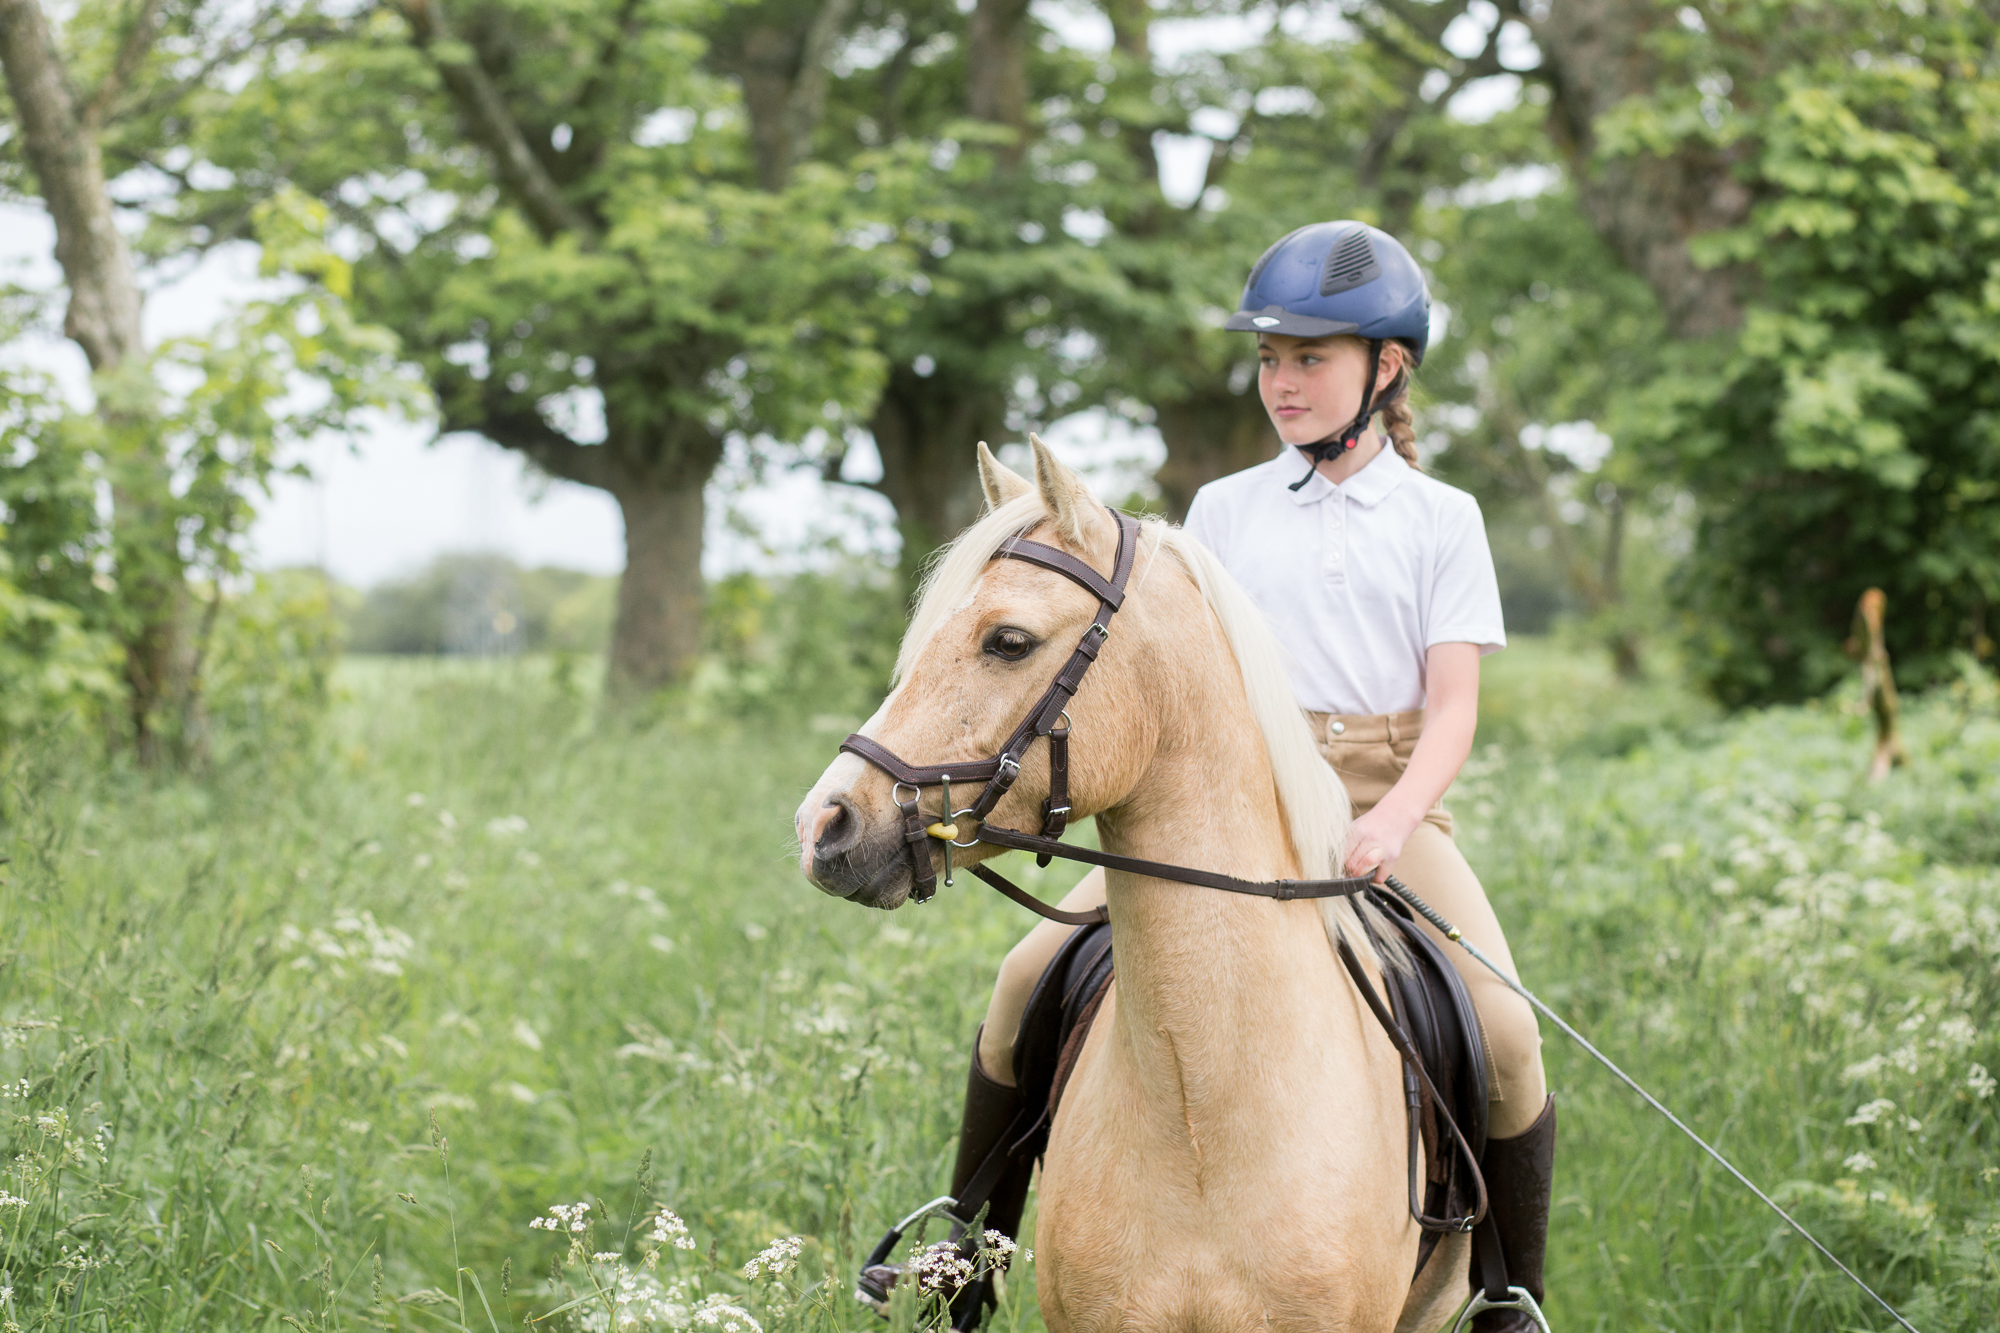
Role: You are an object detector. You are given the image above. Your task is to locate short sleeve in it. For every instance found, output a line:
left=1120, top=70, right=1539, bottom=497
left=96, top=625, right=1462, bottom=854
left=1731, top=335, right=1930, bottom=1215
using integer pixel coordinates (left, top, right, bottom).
left=1425, top=494, right=1507, bottom=654
left=1182, top=486, right=1223, bottom=559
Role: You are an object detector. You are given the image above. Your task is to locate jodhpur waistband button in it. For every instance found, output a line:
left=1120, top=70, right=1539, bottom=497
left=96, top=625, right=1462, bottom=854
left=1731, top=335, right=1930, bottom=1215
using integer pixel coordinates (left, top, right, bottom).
left=1329, top=721, right=1346, bottom=735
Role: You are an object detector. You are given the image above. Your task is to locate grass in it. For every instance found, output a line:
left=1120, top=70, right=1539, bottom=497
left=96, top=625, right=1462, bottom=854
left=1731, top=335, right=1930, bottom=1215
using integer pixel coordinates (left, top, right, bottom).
left=0, top=642, right=1996, bottom=1330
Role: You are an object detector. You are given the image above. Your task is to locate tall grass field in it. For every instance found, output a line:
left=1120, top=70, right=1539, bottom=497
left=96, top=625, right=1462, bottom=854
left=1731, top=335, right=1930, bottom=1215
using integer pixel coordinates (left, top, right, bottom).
left=1, top=642, right=1996, bottom=1330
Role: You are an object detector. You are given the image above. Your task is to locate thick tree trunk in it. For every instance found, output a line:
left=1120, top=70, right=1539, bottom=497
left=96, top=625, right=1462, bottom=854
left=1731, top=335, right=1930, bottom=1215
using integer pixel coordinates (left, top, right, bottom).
left=711, top=0, right=853, bottom=191
left=966, top=0, right=1030, bottom=161
left=1533, top=0, right=1753, bottom=338
left=1154, top=388, right=1280, bottom=522
left=609, top=478, right=707, bottom=695
left=869, top=368, right=1000, bottom=588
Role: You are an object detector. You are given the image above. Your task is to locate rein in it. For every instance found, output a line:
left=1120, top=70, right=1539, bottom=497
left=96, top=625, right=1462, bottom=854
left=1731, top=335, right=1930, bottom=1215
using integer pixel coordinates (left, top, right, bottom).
left=837, top=505, right=1485, bottom=1237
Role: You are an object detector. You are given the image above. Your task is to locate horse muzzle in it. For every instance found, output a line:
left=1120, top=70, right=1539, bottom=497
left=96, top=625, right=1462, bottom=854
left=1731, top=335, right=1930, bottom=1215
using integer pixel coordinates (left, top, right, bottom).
left=803, top=791, right=921, bottom=909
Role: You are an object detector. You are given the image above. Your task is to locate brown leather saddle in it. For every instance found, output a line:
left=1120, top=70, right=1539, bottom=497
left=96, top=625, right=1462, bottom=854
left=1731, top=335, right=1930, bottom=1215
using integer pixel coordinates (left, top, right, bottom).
left=962, top=886, right=1489, bottom=1280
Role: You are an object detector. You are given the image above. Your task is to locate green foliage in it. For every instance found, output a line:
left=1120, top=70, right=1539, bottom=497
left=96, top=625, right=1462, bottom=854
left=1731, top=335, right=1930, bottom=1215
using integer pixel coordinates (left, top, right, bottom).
left=0, top=358, right=122, bottom=741
left=198, top=569, right=348, bottom=767
left=0, top=548, right=121, bottom=742
left=690, top=563, right=903, bottom=718
left=0, top=184, right=421, bottom=758
left=1601, top=0, right=2000, bottom=704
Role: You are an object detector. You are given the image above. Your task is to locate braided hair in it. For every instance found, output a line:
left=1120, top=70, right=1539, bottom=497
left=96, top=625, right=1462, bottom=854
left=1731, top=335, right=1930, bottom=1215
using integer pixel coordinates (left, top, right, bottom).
left=1376, top=341, right=1421, bottom=472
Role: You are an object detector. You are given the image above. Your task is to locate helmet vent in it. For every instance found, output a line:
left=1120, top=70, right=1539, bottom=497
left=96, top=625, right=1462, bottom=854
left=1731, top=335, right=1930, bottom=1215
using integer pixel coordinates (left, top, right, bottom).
left=1320, top=228, right=1380, bottom=296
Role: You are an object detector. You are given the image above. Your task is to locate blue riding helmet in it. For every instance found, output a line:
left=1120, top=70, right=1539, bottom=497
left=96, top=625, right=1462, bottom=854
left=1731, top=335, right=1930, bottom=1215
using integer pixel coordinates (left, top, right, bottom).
left=1226, top=221, right=1432, bottom=487
left=1224, top=221, right=1432, bottom=364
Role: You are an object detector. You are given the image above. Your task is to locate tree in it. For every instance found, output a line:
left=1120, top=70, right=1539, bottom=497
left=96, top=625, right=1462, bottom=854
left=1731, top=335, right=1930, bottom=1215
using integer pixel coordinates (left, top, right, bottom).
left=0, top=0, right=404, bottom=761
left=180, top=0, right=922, bottom=693
left=1590, top=0, right=2000, bottom=702
left=1452, top=0, right=2000, bottom=700
left=808, top=0, right=1120, bottom=582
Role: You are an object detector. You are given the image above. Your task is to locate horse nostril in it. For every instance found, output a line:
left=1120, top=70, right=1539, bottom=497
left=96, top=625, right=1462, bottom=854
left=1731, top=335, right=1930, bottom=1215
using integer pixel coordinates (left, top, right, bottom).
left=812, top=795, right=861, bottom=857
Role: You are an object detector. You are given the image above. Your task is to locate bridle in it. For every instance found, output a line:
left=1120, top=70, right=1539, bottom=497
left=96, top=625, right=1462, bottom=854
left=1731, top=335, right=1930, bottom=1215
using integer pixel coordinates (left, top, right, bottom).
left=835, top=502, right=1487, bottom=1235
left=839, top=505, right=1406, bottom=922
left=839, top=508, right=1140, bottom=910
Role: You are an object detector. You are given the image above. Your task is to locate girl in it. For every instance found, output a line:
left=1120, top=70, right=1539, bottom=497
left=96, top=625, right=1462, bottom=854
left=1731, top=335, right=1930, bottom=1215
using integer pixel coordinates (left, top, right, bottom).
left=867, top=222, right=1554, bottom=1333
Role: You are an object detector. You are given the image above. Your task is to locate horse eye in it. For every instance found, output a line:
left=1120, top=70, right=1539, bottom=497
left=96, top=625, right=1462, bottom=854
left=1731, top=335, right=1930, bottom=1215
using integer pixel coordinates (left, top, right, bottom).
left=985, top=627, right=1037, bottom=662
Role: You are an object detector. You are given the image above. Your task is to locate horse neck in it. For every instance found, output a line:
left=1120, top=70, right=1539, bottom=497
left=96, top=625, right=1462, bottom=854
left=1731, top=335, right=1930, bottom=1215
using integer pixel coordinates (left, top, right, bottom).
left=1092, top=588, right=1362, bottom=1101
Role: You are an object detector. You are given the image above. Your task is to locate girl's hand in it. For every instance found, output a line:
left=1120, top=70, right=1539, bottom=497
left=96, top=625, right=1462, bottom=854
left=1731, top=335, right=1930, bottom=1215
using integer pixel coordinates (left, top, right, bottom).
left=1343, top=803, right=1422, bottom=883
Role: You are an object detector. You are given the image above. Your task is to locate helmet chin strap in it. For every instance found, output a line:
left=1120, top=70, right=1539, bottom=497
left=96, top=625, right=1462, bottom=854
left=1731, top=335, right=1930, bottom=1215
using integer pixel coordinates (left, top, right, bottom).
left=1287, top=338, right=1384, bottom=493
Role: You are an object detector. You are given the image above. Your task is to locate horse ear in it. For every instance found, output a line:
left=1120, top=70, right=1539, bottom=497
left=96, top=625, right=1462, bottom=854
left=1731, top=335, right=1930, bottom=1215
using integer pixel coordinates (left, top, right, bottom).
left=977, top=441, right=1033, bottom=510
left=1030, top=433, right=1113, bottom=555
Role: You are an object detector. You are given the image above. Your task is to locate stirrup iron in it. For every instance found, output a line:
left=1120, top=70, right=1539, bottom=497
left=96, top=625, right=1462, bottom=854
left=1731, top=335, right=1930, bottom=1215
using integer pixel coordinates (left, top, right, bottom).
left=1448, top=1286, right=1552, bottom=1333
left=855, top=1196, right=967, bottom=1312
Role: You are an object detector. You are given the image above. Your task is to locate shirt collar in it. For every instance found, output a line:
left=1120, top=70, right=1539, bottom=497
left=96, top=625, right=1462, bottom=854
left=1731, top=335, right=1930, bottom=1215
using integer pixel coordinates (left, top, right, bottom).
left=1280, top=440, right=1410, bottom=508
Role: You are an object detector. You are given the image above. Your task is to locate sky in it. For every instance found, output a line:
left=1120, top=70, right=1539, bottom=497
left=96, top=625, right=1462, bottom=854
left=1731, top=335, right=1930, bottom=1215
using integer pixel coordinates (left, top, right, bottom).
left=0, top=0, right=1528, bottom=589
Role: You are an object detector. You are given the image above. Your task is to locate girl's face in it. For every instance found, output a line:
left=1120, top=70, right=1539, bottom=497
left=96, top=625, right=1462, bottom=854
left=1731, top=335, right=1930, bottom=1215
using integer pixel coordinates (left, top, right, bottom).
left=1257, top=334, right=1399, bottom=446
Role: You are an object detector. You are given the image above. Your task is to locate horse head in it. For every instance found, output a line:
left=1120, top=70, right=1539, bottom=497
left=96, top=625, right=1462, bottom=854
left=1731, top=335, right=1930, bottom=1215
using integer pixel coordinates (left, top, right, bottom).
left=795, top=437, right=1163, bottom=909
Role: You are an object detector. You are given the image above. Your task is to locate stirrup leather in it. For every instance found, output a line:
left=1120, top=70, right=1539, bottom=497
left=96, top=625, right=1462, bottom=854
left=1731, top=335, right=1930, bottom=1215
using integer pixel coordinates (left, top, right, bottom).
left=1448, top=1286, right=1553, bottom=1333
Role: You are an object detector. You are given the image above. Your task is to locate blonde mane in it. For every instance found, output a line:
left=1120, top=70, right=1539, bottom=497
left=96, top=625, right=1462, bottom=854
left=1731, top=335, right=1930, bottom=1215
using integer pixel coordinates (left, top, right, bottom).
left=898, top=496, right=1399, bottom=968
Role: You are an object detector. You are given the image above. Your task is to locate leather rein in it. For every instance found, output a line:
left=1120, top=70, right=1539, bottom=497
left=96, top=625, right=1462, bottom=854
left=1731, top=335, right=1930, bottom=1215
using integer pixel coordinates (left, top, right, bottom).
left=836, top=505, right=1487, bottom=1235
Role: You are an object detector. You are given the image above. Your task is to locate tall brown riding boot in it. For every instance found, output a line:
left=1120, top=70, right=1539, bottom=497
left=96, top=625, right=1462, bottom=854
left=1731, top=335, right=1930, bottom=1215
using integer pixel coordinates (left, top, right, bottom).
left=1472, top=1095, right=1556, bottom=1332
left=858, top=1028, right=1032, bottom=1331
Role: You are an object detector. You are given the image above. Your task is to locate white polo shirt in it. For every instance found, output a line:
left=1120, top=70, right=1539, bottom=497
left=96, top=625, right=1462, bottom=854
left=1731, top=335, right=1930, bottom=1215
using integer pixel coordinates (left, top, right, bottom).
left=1182, top=445, right=1506, bottom=717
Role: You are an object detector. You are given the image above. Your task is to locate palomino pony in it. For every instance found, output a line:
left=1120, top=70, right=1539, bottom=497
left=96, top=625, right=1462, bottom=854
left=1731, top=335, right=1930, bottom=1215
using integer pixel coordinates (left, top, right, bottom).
left=796, top=439, right=1469, bottom=1332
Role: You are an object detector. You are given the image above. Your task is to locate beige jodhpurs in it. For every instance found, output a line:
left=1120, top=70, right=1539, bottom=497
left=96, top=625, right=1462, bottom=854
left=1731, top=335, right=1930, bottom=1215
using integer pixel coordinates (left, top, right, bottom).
left=978, top=708, right=1548, bottom=1141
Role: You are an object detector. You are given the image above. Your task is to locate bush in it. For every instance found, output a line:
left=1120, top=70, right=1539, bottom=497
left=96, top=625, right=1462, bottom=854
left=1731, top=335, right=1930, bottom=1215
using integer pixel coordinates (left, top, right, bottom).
left=689, top=564, right=902, bottom=720
left=0, top=548, right=119, bottom=744
left=196, top=569, right=345, bottom=765
left=1606, top=2, right=2000, bottom=704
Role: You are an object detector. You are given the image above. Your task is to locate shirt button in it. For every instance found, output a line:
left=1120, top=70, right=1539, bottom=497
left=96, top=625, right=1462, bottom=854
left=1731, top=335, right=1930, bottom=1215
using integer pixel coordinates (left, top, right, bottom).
left=1330, top=721, right=1346, bottom=735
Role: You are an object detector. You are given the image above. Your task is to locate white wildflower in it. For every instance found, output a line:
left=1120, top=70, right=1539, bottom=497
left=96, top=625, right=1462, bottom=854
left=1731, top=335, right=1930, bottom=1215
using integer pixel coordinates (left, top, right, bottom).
left=742, top=1235, right=803, bottom=1279
left=1904, top=1116, right=1923, bottom=1134
left=512, top=1019, right=544, bottom=1051
left=1846, top=1098, right=1896, bottom=1127
left=1969, top=1064, right=1996, bottom=1099
left=911, top=1240, right=974, bottom=1293
left=487, top=814, right=529, bottom=837
left=1932, top=1015, right=1976, bottom=1049
left=1841, top=1054, right=1886, bottom=1082
left=406, top=792, right=427, bottom=807
left=1843, top=1151, right=1876, bottom=1173
left=981, top=1230, right=1018, bottom=1261
left=649, top=1206, right=697, bottom=1250
left=530, top=1201, right=591, bottom=1233
left=691, top=1296, right=761, bottom=1333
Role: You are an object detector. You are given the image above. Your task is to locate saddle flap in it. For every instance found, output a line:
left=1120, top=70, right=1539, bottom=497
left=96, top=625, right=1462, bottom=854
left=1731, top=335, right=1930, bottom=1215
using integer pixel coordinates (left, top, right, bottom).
left=1010, top=919, right=1114, bottom=1158
left=1366, top=891, right=1489, bottom=1225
